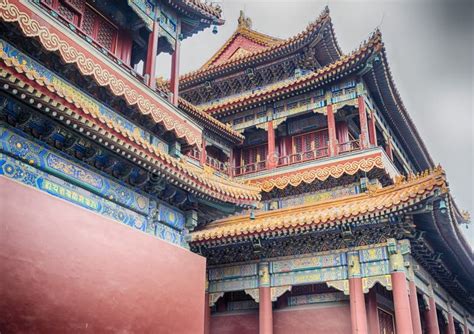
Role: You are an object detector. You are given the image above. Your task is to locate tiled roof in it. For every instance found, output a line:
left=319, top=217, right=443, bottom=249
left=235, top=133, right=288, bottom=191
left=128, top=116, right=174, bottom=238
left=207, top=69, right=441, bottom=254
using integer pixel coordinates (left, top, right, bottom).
left=155, top=78, right=244, bottom=143
left=200, top=10, right=282, bottom=69
left=191, top=167, right=448, bottom=242
left=179, top=6, right=341, bottom=86
left=0, top=50, right=260, bottom=205
left=201, top=30, right=382, bottom=115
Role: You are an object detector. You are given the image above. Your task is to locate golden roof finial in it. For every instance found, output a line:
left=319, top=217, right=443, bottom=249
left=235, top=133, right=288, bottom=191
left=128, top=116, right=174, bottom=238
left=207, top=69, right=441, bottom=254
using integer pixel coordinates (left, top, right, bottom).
left=238, top=10, right=252, bottom=29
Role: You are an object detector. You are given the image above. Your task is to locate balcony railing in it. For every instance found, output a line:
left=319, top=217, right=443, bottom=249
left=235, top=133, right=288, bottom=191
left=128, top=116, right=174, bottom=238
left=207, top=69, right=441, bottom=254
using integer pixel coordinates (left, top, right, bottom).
left=233, top=161, right=267, bottom=176
left=277, top=146, right=329, bottom=167
left=233, top=140, right=363, bottom=177
left=206, top=156, right=229, bottom=174
left=338, top=139, right=361, bottom=154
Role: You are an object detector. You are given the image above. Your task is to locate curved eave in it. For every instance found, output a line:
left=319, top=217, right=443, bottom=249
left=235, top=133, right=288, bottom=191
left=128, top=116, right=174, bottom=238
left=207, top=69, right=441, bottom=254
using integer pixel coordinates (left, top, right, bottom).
left=363, top=46, right=434, bottom=171
left=0, top=61, right=260, bottom=206
left=154, top=80, right=244, bottom=143
left=190, top=167, right=447, bottom=243
left=179, top=7, right=342, bottom=89
left=201, top=31, right=381, bottom=116
left=200, top=26, right=281, bottom=70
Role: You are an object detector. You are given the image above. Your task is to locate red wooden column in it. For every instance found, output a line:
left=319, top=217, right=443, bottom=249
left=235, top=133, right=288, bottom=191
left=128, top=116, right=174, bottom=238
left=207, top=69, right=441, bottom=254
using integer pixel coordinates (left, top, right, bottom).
left=144, top=20, right=160, bottom=89
left=425, top=294, right=440, bottom=334
left=348, top=252, right=368, bottom=334
left=267, top=120, right=276, bottom=169
left=258, top=262, right=273, bottom=334
left=366, top=289, right=380, bottom=334
left=170, top=19, right=182, bottom=106
left=357, top=96, right=369, bottom=149
left=409, top=280, right=423, bottom=334
left=447, top=306, right=456, bottom=334
left=388, top=240, right=414, bottom=334
left=326, top=104, right=338, bottom=157
left=368, top=111, right=377, bottom=147
left=204, top=292, right=211, bottom=334
left=385, top=135, right=394, bottom=160
left=200, top=137, right=207, bottom=167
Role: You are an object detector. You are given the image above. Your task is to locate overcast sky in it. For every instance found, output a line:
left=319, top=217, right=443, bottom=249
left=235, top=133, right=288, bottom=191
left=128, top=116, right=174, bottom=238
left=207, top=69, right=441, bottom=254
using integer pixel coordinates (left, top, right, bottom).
left=157, top=0, right=473, bottom=244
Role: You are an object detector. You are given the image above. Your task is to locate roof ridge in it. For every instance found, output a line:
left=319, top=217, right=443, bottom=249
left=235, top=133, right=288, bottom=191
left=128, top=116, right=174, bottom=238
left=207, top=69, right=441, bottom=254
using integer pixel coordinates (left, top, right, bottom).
left=181, top=6, right=334, bottom=82
left=199, top=11, right=281, bottom=70
left=199, top=29, right=383, bottom=114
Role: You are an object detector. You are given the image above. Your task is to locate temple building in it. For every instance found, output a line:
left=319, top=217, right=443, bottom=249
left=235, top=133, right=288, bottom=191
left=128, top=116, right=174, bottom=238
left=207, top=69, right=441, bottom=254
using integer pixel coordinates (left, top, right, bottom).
left=0, top=1, right=472, bottom=334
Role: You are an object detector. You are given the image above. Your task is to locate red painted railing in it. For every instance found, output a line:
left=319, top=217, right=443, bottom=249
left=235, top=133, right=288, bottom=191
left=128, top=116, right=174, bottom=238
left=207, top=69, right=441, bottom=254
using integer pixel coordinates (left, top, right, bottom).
left=277, top=146, right=329, bottom=167
left=233, top=161, right=267, bottom=176
left=206, top=156, right=229, bottom=174
left=338, top=139, right=361, bottom=154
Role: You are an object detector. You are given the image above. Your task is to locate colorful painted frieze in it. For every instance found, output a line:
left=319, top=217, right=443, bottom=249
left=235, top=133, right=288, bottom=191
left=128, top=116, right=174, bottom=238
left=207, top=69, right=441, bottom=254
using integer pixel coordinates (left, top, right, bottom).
left=270, top=253, right=347, bottom=273
left=0, top=124, right=150, bottom=215
left=0, top=39, right=168, bottom=153
left=157, top=203, right=185, bottom=230
left=271, top=266, right=348, bottom=287
left=209, top=264, right=258, bottom=281
left=0, top=152, right=147, bottom=230
left=288, top=292, right=348, bottom=307
left=209, top=276, right=259, bottom=293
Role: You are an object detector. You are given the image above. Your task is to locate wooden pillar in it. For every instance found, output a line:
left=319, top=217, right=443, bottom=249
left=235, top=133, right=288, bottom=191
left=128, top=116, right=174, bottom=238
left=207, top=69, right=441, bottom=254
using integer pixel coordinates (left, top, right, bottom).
left=204, top=292, right=211, bottom=334
left=368, top=110, right=377, bottom=147
left=388, top=240, right=414, bottom=334
left=447, top=308, right=456, bottom=334
left=425, top=295, right=440, bottom=334
left=170, top=19, right=181, bottom=106
left=258, top=262, right=273, bottom=334
left=200, top=137, right=207, bottom=167
left=409, top=280, right=423, bottom=334
left=358, top=96, right=369, bottom=149
left=463, top=316, right=470, bottom=334
left=267, top=120, right=276, bottom=169
left=326, top=104, right=338, bottom=156
left=385, top=136, right=393, bottom=160
left=348, top=252, right=368, bottom=334
left=366, top=289, right=380, bottom=334
left=144, top=21, right=159, bottom=90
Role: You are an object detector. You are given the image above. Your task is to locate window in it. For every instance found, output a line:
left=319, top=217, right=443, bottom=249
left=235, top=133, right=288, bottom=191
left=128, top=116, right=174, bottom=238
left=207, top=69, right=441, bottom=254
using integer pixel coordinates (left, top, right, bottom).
left=292, top=129, right=329, bottom=162
left=41, top=0, right=118, bottom=52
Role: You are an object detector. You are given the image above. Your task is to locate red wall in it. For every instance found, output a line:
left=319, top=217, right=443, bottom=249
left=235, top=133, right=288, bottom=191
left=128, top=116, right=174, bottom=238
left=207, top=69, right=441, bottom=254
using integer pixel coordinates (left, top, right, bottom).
left=211, top=303, right=351, bottom=334
left=211, top=312, right=259, bottom=334
left=274, top=304, right=351, bottom=334
left=0, top=177, right=206, bottom=333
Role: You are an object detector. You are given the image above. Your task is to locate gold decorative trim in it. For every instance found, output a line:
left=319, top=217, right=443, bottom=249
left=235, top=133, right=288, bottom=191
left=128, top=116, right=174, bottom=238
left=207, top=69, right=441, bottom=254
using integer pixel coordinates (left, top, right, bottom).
left=244, top=288, right=260, bottom=303
left=209, top=292, right=224, bottom=307
left=252, top=155, right=384, bottom=192
left=362, top=275, right=392, bottom=293
left=271, top=285, right=292, bottom=301
left=0, top=0, right=201, bottom=146
left=327, top=280, right=350, bottom=295
left=191, top=166, right=447, bottom=242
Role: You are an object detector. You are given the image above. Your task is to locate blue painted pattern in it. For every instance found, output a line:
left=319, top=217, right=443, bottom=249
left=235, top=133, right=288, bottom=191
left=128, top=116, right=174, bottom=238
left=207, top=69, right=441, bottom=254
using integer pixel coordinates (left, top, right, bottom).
left=0, top=39, right=168, bottom=153
left=0, top=124, right=149, bottom=215
left=157, top=203, right=185, bottom=230
left=0, top=153, right=147, bottom=230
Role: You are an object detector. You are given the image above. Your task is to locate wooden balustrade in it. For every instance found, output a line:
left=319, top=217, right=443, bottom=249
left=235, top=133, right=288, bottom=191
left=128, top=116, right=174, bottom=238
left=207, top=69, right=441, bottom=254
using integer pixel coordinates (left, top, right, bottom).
left=338, top=139, right=361, bottom=154
left=277, top=147, right=329, bottom=167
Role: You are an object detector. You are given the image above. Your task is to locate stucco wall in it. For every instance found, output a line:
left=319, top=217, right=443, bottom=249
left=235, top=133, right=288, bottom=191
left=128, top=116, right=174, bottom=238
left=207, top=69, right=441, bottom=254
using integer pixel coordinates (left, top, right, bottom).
left=0, top=177, right=206, bottom=333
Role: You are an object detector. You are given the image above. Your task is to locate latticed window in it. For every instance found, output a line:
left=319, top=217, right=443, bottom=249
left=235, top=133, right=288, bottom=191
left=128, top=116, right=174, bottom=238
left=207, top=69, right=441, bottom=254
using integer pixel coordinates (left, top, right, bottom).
left=40, top=0, right=117, bottom=52
left=293, top=129, right=329, bottom=158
